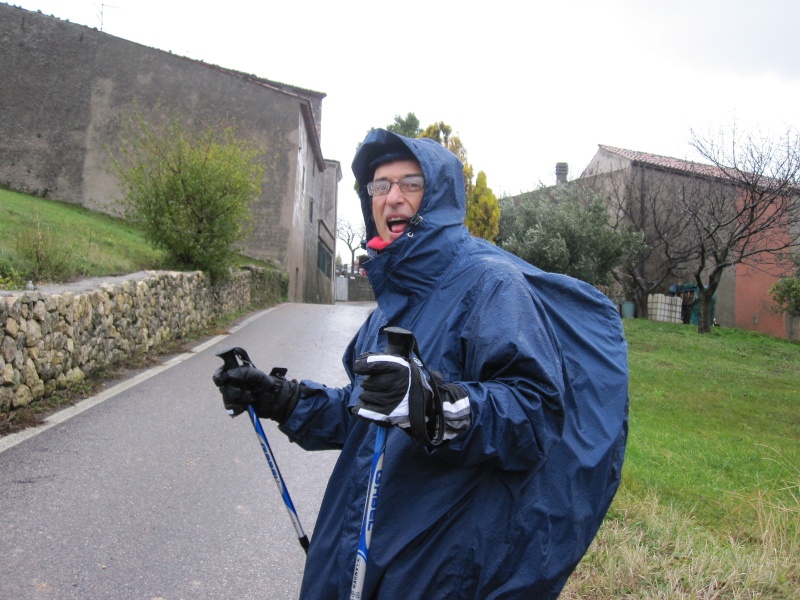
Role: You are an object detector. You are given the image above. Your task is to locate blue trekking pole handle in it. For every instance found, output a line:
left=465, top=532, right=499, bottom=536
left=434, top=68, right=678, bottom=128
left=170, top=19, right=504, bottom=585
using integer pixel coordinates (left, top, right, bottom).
left=350, top=425, right=387, bottom=600
left=246, top=404, right=310, bottom=554
left=216, top=347, right=309, bottom=554
left=350, top=326, right=416, bottom=600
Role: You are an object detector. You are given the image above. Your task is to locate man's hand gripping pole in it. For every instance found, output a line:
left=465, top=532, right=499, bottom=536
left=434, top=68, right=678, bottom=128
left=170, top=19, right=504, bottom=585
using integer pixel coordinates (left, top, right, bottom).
left=216, top=347, right=309, bottom=554
left=350, top=327, right=416, bottom=599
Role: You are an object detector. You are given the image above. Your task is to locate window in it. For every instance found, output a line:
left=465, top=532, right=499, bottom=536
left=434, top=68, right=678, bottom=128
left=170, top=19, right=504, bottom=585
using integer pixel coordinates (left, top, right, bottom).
left=317, top=241, right=332, bottom=278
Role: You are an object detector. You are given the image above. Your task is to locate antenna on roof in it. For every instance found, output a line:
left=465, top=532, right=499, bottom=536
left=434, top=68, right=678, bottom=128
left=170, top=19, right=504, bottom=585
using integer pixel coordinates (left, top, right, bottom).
left=97, top=3, right=120, bottom=32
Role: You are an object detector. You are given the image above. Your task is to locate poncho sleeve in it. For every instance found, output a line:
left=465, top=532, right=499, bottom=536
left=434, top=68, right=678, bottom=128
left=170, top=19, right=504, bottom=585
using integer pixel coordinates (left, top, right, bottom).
left=427, top=268, right=568, bottom=471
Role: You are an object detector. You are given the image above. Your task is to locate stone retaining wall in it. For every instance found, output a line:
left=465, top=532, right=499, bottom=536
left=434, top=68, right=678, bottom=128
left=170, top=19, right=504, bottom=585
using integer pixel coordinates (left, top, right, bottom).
left=0, top=268, right=288, bottom=413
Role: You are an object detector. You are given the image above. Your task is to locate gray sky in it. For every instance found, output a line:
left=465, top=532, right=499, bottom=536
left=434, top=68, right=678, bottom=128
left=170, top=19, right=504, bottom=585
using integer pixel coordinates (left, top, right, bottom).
left=10, top=0, right=800, bottom=258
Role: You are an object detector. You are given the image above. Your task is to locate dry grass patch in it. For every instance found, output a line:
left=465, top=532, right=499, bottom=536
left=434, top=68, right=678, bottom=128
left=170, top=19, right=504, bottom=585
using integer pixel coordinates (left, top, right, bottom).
left=563, top=483, right=799, bottom=599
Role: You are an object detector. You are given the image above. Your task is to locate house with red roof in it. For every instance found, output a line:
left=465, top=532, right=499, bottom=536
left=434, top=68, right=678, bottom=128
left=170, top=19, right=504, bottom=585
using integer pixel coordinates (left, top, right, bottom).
left=579, top=145, right=799, bottom=340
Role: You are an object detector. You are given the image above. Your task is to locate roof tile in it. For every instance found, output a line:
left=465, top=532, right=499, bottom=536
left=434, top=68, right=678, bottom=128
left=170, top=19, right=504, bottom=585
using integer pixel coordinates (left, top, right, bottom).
left=598, top=144, right=726, bottom=179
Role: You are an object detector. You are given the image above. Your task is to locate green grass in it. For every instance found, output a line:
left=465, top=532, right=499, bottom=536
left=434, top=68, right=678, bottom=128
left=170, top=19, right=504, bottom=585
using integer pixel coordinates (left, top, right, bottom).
left=623, top=320, right=799, bottom=533
left=564, top=319, right=800, bottom=598
left=0, top=188, right=274, bottom=287
left=0, top=188, right=167, bottom=284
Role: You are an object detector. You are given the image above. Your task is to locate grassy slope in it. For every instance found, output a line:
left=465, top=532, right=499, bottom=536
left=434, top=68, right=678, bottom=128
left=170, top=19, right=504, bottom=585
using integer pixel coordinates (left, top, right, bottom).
left=564, top=319, right=799, bottom=598
left=0, top=188, right=274, bottom=286
left=0, top=188, right=167, bottom=282
left=623, top=319, right=799, bottom=530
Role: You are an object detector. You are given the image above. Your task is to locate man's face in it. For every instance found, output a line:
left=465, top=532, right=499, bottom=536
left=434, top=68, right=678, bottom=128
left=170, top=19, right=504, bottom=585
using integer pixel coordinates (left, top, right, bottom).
left=370, top=159, right=425, bottom=244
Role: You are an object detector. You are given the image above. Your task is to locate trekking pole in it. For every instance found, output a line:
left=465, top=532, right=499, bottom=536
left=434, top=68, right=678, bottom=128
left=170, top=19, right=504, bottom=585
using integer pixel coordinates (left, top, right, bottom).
left=350, top=327, right=416, bottom=600
left=216, top=347, right=309, bottom=554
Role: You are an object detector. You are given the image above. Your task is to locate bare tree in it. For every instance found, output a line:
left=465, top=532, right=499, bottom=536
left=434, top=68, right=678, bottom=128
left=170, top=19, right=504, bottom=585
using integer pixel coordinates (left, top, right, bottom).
left=586, top=168, right=696, bottom=318
left=684, top=123, right=800, bottom=333
left=336, top=218, right=366, bottom=273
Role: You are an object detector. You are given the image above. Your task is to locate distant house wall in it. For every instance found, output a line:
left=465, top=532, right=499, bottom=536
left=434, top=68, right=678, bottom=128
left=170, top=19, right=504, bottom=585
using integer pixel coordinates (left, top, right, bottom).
left=729, top=247, right=799, bottom=340
left=715, top=267, right=737, bottom=328
left=560, top=156, right=727, bottom=319
left=304, top=157, right=341, bottom=304
left=0, top=3, right=339, bottom=304
left=731, top=262, right=786, bottom=337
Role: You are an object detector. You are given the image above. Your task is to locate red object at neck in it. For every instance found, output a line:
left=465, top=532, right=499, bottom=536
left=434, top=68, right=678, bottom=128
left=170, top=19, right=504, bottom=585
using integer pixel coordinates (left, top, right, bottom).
left=366, top=236, right=392, bottom=251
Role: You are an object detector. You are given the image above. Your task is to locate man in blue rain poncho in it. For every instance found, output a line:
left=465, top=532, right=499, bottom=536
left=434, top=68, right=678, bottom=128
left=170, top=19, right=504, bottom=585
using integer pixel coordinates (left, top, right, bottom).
left=213, top=129, right=629, bottom=599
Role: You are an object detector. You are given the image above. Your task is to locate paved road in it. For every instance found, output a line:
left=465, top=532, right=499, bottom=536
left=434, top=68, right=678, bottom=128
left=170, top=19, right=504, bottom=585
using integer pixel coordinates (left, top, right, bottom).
left=0, top=302, right=376, bottom=600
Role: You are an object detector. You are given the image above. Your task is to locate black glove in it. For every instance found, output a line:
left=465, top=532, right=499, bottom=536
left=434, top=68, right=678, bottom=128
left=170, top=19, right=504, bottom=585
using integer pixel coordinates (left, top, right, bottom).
left=212, top=364, right=300, bottom=423
left=353, top=352, right=473, bottom=444
left=352, top=353, right=432, bottom=429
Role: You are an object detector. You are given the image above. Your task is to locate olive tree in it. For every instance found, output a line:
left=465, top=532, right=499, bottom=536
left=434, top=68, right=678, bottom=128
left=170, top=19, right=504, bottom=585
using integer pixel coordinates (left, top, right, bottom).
left=770, top=274, right=800, bottom=315
left=498, top=184, right=644, bottom=287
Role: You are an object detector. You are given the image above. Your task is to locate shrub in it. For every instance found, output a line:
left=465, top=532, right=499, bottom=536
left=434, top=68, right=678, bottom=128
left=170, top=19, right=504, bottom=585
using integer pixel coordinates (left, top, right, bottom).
left=14, top=213, right=72, bottom=282
left=769, top=276, right=800, bottom=315
left=0, top=250, right=24, bottom=289
left=112, top=111, right=265, bottom=282
left=498, top=185, right=645, bottom=286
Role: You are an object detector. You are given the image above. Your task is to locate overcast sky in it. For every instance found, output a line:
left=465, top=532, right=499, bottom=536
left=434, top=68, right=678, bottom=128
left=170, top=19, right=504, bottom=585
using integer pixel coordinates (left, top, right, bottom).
left=9, top=0, right=800, bottom=257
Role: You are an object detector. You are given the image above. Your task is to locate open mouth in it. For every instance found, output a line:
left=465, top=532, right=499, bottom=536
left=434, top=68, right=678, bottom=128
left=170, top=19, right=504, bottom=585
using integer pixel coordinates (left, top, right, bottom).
left=387, top=218, right=409, bottom=234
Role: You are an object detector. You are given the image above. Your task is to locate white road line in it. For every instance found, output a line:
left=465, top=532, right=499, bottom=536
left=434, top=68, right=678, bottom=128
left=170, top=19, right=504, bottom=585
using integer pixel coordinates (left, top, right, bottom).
left=0, top=307, right=277, bottom=454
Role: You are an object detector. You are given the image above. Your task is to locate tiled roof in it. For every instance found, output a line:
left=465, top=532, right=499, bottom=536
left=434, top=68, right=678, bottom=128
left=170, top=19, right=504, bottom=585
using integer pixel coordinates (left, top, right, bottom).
left=598, top=145, right=727, bottom=179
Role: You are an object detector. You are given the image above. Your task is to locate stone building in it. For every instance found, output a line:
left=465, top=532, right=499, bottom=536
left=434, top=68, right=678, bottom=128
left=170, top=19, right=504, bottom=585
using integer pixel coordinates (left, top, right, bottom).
left=0, top=3, right=340, bottom=304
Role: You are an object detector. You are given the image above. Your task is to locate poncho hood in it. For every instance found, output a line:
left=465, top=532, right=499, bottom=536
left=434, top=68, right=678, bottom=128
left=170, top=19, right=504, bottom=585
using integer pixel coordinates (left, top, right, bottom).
left=352, top=129, right=471, bottom=315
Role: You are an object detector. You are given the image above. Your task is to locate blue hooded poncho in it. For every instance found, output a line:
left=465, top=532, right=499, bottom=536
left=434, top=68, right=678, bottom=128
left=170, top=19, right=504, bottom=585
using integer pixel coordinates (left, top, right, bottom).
left=280, top=129, right=629, bottom=599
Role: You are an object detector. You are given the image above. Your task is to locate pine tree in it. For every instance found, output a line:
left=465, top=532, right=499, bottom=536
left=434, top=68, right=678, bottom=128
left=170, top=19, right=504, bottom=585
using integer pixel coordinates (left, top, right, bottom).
left=465, top=171, right=500, bottom=242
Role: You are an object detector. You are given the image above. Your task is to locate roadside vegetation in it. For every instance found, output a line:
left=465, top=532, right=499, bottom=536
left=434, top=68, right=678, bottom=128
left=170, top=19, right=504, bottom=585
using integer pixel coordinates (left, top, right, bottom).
left=0, top=188, right=274, bottom=290
left=111, top=111, right=265, bottom=282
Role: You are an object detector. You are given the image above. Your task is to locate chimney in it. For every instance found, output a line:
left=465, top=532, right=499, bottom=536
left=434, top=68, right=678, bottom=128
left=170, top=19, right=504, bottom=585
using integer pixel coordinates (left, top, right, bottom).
left=555, top=162, right=568, bottom=184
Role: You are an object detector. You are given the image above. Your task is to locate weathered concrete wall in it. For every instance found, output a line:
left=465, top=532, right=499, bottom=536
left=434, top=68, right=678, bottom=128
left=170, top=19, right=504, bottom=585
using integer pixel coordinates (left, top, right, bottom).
left=0, top=268, right=288, bottom=413
left=300, top=156, right=340, bottom=304
left=346, top=274, right=376, bottom=302
left=0, top=3, right=336, bottom=305
left=334, top=275, right=376, bottom=302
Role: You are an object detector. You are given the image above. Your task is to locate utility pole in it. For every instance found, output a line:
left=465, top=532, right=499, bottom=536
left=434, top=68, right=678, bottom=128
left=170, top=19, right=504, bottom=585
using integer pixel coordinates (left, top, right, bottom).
left=97, top=3, right=120, bottom=32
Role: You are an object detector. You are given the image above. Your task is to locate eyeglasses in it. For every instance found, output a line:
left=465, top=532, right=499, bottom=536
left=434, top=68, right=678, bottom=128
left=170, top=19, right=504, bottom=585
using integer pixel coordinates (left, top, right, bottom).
left=367, top=175, right=425, bottom=197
